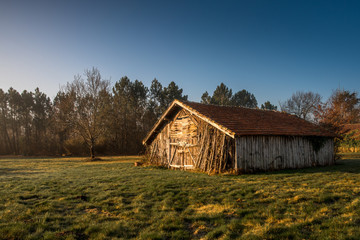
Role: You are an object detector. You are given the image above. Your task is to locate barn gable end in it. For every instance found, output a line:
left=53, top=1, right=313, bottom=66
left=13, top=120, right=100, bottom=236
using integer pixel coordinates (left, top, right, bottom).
left=147, top=108, right=235, bottom=172
left=144, top=100, right=335, bottom=173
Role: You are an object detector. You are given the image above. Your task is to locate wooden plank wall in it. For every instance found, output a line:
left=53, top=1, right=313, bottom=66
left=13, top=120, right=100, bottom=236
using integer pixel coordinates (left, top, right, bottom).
left=169, top=110, right=199, bottom=167
left=149, top=109, right=200, bottom=168
left=148, top=109, right=235, bottom=172
left=235, top=136, right=334, bottom=172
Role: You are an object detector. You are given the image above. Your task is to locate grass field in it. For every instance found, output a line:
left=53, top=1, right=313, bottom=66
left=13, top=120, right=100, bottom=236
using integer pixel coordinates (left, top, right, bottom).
left=0, top=155, right=360, bottom=240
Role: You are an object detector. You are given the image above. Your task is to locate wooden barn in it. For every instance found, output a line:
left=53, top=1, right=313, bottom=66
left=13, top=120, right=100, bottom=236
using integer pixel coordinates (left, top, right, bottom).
left=143, top=100, right=335, bottom=173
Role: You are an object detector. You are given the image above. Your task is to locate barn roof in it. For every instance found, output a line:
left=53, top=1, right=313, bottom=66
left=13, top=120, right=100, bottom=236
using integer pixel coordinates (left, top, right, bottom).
left=143, top=99, right=335, bottom=145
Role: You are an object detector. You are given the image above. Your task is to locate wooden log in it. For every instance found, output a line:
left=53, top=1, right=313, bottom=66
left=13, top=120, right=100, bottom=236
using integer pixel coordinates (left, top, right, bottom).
left=187, top=147, right=196, bottom=165
left=167, top=138, right=171, bottom=165
left=219, top=133, right=226, bottom=173
left=207, top=131, right=217, bottom=173
left=149, top=141, right=158, bottom=163
left=196, top=124, right=209, bottom=169
left=169, top=146, right=177, bottom=165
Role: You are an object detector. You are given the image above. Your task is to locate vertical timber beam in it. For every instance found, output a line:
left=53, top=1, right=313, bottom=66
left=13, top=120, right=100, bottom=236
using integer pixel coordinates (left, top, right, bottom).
left=167, top=139, right=171, bottom=166
left=234, top=138, right=238, bottom=171
left=167, top=124, right=171, bottom=167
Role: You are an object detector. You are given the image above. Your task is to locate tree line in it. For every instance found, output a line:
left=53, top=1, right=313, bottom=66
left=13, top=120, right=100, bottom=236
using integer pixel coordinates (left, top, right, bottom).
left=0, top=68, right=187, bottom=157
left=0, top=67, right=359, bottom=157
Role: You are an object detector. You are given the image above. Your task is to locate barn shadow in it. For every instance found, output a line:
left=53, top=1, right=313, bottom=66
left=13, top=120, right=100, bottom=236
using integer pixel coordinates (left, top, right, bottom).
left=0, top=167, right=43, bottom=176
left=249, top=158, right=360, bottom=176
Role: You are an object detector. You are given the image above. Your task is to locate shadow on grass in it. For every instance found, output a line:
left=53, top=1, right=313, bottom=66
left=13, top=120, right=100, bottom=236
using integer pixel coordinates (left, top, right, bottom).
left=0, top=169, right=43, bottom=176
left=84, top=157, right=104, bottom=162
left=244, top=158, right=360, bottom=176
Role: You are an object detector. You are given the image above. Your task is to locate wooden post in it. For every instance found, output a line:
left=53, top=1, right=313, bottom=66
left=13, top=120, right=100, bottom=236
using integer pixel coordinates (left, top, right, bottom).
left=234, top=138, right=238, bottom=171
left=181, top=151, right=184, bottom=168
left=149, top=141, right=158, bottom=163
left=187, top=147, right=196, bottom=165
left=167, top=138, right=171, bottom=167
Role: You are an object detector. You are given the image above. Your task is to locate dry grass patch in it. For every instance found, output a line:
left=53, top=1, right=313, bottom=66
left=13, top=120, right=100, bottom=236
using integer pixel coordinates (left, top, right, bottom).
left=194, top=204, right=232, bottom=215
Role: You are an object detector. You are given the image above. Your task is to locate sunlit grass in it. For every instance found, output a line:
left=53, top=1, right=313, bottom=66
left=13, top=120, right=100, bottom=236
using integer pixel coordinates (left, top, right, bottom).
left=0, top=155, right=359, bottom=239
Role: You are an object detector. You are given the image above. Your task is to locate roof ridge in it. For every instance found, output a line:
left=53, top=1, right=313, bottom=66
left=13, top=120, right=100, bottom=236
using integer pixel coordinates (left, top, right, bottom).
left=177, top=99, right=263, bottom=110
left=177, top=99, right=303, bottom=118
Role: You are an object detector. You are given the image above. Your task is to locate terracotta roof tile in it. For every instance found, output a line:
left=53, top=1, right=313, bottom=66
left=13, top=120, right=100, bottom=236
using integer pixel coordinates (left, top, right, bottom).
left=181, top=100, right=335, bottom=137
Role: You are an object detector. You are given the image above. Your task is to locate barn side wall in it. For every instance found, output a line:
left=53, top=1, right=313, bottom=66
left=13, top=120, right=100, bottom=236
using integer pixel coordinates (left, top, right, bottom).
left=235, top=136, right=334, bottom=172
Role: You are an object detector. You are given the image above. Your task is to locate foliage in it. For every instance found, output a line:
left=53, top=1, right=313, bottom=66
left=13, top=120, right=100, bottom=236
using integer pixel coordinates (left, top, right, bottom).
left=111, top=76, right=149, bottom=154
left=0, top=87, right=54, bottom=155
left=200, top=91, right=211, bottom=104
left=201, top=83, right=258, bottom=108
left=0, top=72, right=187, bottom=156
left=315, top=89, right=360, bottom=132
left=211, top=83, right=233, bottom=106
left=280, top=91, right=321, bottom=120
left=163, top=81, right=188, bottom=108
left=261, top=101, right=277, bottom=110
left=340, top=130, right=360, bottom=148
left=148, top=78, right=165, bottom=118
left=148, top=79, right=188, bottom=118
left=231, top=89, right=257, bottom=108
left=0, top=156, right=360, bottom=239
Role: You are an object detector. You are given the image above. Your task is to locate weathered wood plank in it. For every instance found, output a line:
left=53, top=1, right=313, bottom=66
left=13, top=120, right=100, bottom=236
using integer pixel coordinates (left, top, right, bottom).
left=236, top=136, right=334, bottom=172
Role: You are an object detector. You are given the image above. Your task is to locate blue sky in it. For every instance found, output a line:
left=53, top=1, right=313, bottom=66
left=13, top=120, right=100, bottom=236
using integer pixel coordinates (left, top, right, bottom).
left=1, top=0, right=359, bottom=106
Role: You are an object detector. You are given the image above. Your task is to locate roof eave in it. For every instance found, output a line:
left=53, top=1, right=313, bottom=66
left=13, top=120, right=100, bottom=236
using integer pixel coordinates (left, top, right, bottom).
left=142, top=101, right=180, bottom=145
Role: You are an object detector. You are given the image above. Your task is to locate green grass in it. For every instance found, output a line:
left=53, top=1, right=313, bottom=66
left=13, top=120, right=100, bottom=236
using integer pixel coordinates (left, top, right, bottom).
left=0, top=155, right=360, bottom=240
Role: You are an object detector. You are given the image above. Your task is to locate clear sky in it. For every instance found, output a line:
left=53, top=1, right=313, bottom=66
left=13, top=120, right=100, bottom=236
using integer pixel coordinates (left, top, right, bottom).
left=1, top=0, right=359, bottom=106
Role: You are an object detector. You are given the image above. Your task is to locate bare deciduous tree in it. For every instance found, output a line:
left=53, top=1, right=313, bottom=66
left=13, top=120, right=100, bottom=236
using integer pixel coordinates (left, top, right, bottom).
left=280, top=91, right=321, bottom=121
left=65, top=67, right=110, bottom=159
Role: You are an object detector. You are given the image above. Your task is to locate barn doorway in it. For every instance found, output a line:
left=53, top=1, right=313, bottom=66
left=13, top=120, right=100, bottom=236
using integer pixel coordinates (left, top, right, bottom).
left=168, top=140, right=197, bottom=169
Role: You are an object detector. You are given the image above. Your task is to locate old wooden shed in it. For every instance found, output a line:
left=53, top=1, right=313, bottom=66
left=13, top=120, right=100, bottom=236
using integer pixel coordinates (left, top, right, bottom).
left=143, top=100, right=335, bottom=173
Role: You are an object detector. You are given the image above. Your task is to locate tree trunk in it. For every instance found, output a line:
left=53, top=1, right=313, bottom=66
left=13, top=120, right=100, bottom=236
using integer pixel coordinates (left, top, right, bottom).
left=90, top=138, right=95, bottom=159
left=1, top=122, right=12, bottom=154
